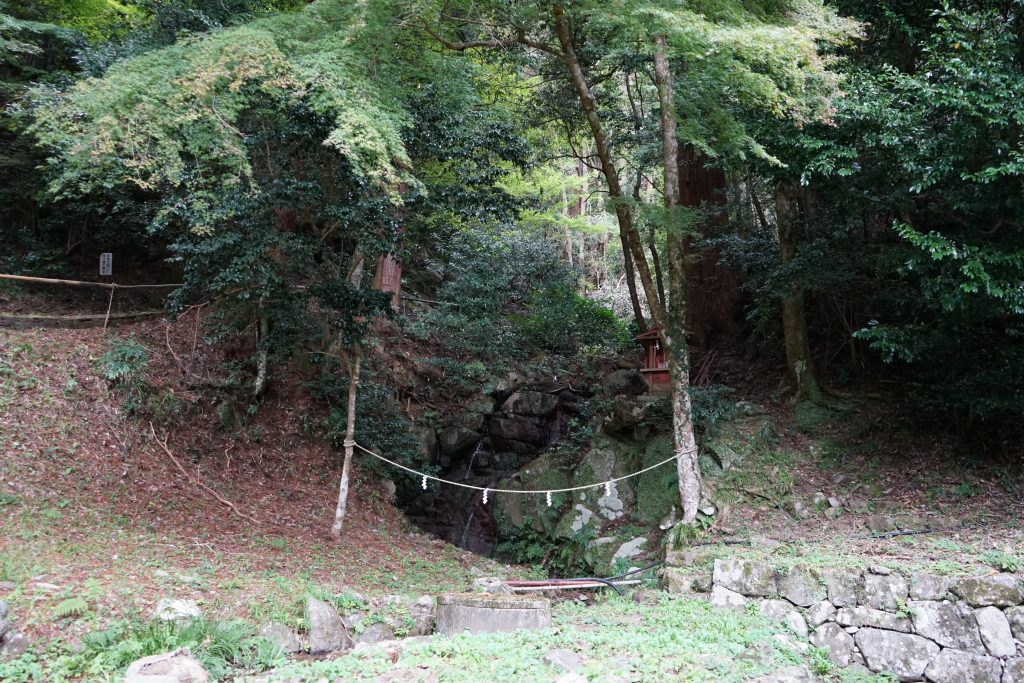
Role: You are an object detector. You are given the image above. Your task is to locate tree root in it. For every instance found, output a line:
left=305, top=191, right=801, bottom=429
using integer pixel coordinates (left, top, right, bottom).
left=149, top=423, right=260, bottom=526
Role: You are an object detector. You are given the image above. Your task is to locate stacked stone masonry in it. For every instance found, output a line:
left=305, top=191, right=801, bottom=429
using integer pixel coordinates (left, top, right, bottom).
left=663, top=551, right=1024, bottom=682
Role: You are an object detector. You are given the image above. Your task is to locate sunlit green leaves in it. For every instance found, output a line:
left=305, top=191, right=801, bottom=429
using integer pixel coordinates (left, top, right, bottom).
left=29, top=0, right=415, bottom=235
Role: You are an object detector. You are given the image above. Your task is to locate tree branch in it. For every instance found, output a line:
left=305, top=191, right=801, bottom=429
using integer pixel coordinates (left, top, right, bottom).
left=150, top=423, right=261, bottom=526
left=419, top=17, right=562, bottom=56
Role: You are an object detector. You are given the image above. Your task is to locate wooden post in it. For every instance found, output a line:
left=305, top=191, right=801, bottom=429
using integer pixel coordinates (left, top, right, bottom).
left=330, top=343, right=361, bottom=538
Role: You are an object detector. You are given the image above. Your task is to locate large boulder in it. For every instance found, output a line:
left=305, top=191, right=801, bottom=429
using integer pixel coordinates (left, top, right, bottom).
left=569, top=445, right=636, bottom=524
left=489, top=416, right=545, bottom=449
left=863, top=571, right=909, bottom=610
left=922, top=649, right=1001, bottom=683
left=757, top=600, right=808, bottom=638
left=908, top=600, right=982, bottom=650
left=555, top=505, right=596, bottom=539
left=306, top=597, right=351, bottom=655
left=440, top=426, right=479, bottom=457
left=257, top=623, right=301, bottom=654
left=600, top=397, right=666, bottom=437
left=835, top=606, right=912, bottom=632
left=412, top=424, right=438, bottom=461
left=544, top=648, right=586, bottom=673
left=951, top=574, right=1023, bottom=607
left=632, top=435, right=680, bottom=525
left=124, top=648, right=209, bottom=683
left=0, top=632, right=28, bottom=660
left=353, top=622, right=395, bottom=645
left=853, top=628, right=939, bottom=681
left=407, top=595, right=435, bottom=637
left=599, top=369, right=647, bottom=398
left=909, top=574, right=951, bottom=601
left=612, top=537, right=647, bottom=563
left=1005, top=658, right=1024, bottom=683
left=712, top=559, right=777, bottom=597
left=710, top=585, right=749, bottom=608
left=808, top=623, right=855, bottom=666
left=776, top=567, right=826, bottom=607
left=501, top=391, right=559, bottom=417
left=819, top=568, right=863, bottom=607
left=974, top=605, right=1015, bottom=657
left=1007, top=605, right=1024, bottom=640
left=153, top=599, right=201, bottom=622
left=805, top=600, right=836, bottom=628
left=493, top=454, right=571, bottom=533
left=0, top=600, right=8, bottom=641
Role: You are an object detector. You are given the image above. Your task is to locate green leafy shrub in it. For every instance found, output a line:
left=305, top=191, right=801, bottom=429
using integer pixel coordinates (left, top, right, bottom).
left=313, top=373, right=426, bottom=485
left=98, top=335, right=149, bottom=384
left=980, top=550, right=1022, bottom=573
left=413, top=230, right=579, bottom=359
left=0, top=653, right=45, bottom=683
left=689, top=385, right=740, bottom=432
left=97, top=335, right=150, bottom=414
left=422, top=357, right=492, bottom=392
left=514, top=286, right=629, bottom=354
left=95, top=335, right=187, bottom=421
left=53, top=596, right=89, bottom=619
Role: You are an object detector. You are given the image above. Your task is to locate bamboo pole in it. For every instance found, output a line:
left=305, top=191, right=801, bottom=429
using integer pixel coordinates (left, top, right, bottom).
left=0, top=273, right=181, bottom=290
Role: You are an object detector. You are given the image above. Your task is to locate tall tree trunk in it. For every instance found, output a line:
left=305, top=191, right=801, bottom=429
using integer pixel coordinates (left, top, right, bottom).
left=678, top=146, right=738, bottom=350
left=654, top=35, right=702, bottom=523
left=330, top=344, right=361, bottom=538
left=254, top=309, right=269, bottom=399
left=553, top=3, right=703, bottom=520
left=625, top=69, right=666, bottom=313
left=330, top=249, right=369, bottom=538
left=648, top=225, right=667, bottom=310
left=775, top=182, right=823, bottom=403
left=562, top=185, right=574, bottom=267
left=620, top=227, right=647, bottom=332
left=552, top=3, right=662, bottom=332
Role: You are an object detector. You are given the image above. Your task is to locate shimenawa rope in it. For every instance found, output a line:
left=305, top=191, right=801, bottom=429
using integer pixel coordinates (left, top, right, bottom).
left=348, top=439, right=695, bottom=505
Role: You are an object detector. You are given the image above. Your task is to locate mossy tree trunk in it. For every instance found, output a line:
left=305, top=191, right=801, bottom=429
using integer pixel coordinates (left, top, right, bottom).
left=654, top=35, right=702, bottom=523
left=775, top=182, right=823, bottom=404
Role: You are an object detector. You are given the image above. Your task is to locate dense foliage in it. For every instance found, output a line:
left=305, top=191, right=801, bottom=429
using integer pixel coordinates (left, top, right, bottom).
left=724, top=0, right=1024, bottom=425
left=2, top=0, right=1022, bottom=444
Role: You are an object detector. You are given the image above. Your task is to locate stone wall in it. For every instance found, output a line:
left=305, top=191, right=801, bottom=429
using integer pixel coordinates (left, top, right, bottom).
left=663, top=551, right=1024, bottom=682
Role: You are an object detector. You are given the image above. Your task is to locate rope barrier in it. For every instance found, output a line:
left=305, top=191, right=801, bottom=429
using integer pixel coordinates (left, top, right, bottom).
left=351, top=440, right=693, bottom=503
left=0, top=273, right=181, bottom=290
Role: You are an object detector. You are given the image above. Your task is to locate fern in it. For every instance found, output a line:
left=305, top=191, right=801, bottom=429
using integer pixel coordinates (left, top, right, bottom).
left=53, top=596, right=88, bottom=619
left=80, top=617, right=282, bottom=679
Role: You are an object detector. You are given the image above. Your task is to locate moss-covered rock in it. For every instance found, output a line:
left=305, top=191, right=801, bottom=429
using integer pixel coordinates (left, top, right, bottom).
left=569, top=442, right=639, bottom=524
left=702, top=415, right=775, bottom=476
left=793, top=401, right=831, bottom=433
left=633, top=435, right=679, bottom=524
left=493, top=453, right=571, bottom=534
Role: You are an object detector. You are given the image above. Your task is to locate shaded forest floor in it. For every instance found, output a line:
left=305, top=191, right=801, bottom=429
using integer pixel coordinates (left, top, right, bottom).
left=0, top=317, right=510, bottom=652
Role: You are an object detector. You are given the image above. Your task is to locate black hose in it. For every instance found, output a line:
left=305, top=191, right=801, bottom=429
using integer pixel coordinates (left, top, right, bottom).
left=564, top=576, right=627, bottom=596
left=554, top=558, right=666, bottom=597
left=604, top=559, right=664, bottom=581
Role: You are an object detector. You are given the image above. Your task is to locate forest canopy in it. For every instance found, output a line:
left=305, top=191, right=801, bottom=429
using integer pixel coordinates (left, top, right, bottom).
left=2, top=0, right=1023, bottom=470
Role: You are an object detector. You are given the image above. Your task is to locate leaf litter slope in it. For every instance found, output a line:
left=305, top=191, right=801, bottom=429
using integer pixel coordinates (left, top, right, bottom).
left=0, top=317, right=501, bottom=647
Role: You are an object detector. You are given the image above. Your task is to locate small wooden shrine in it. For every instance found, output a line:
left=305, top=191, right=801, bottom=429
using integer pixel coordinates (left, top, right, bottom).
left=635, top=328, right=670, bottom=392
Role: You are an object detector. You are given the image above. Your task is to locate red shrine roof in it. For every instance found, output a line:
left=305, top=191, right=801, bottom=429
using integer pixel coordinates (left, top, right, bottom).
left=634, top=328, right=662, bottom=341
